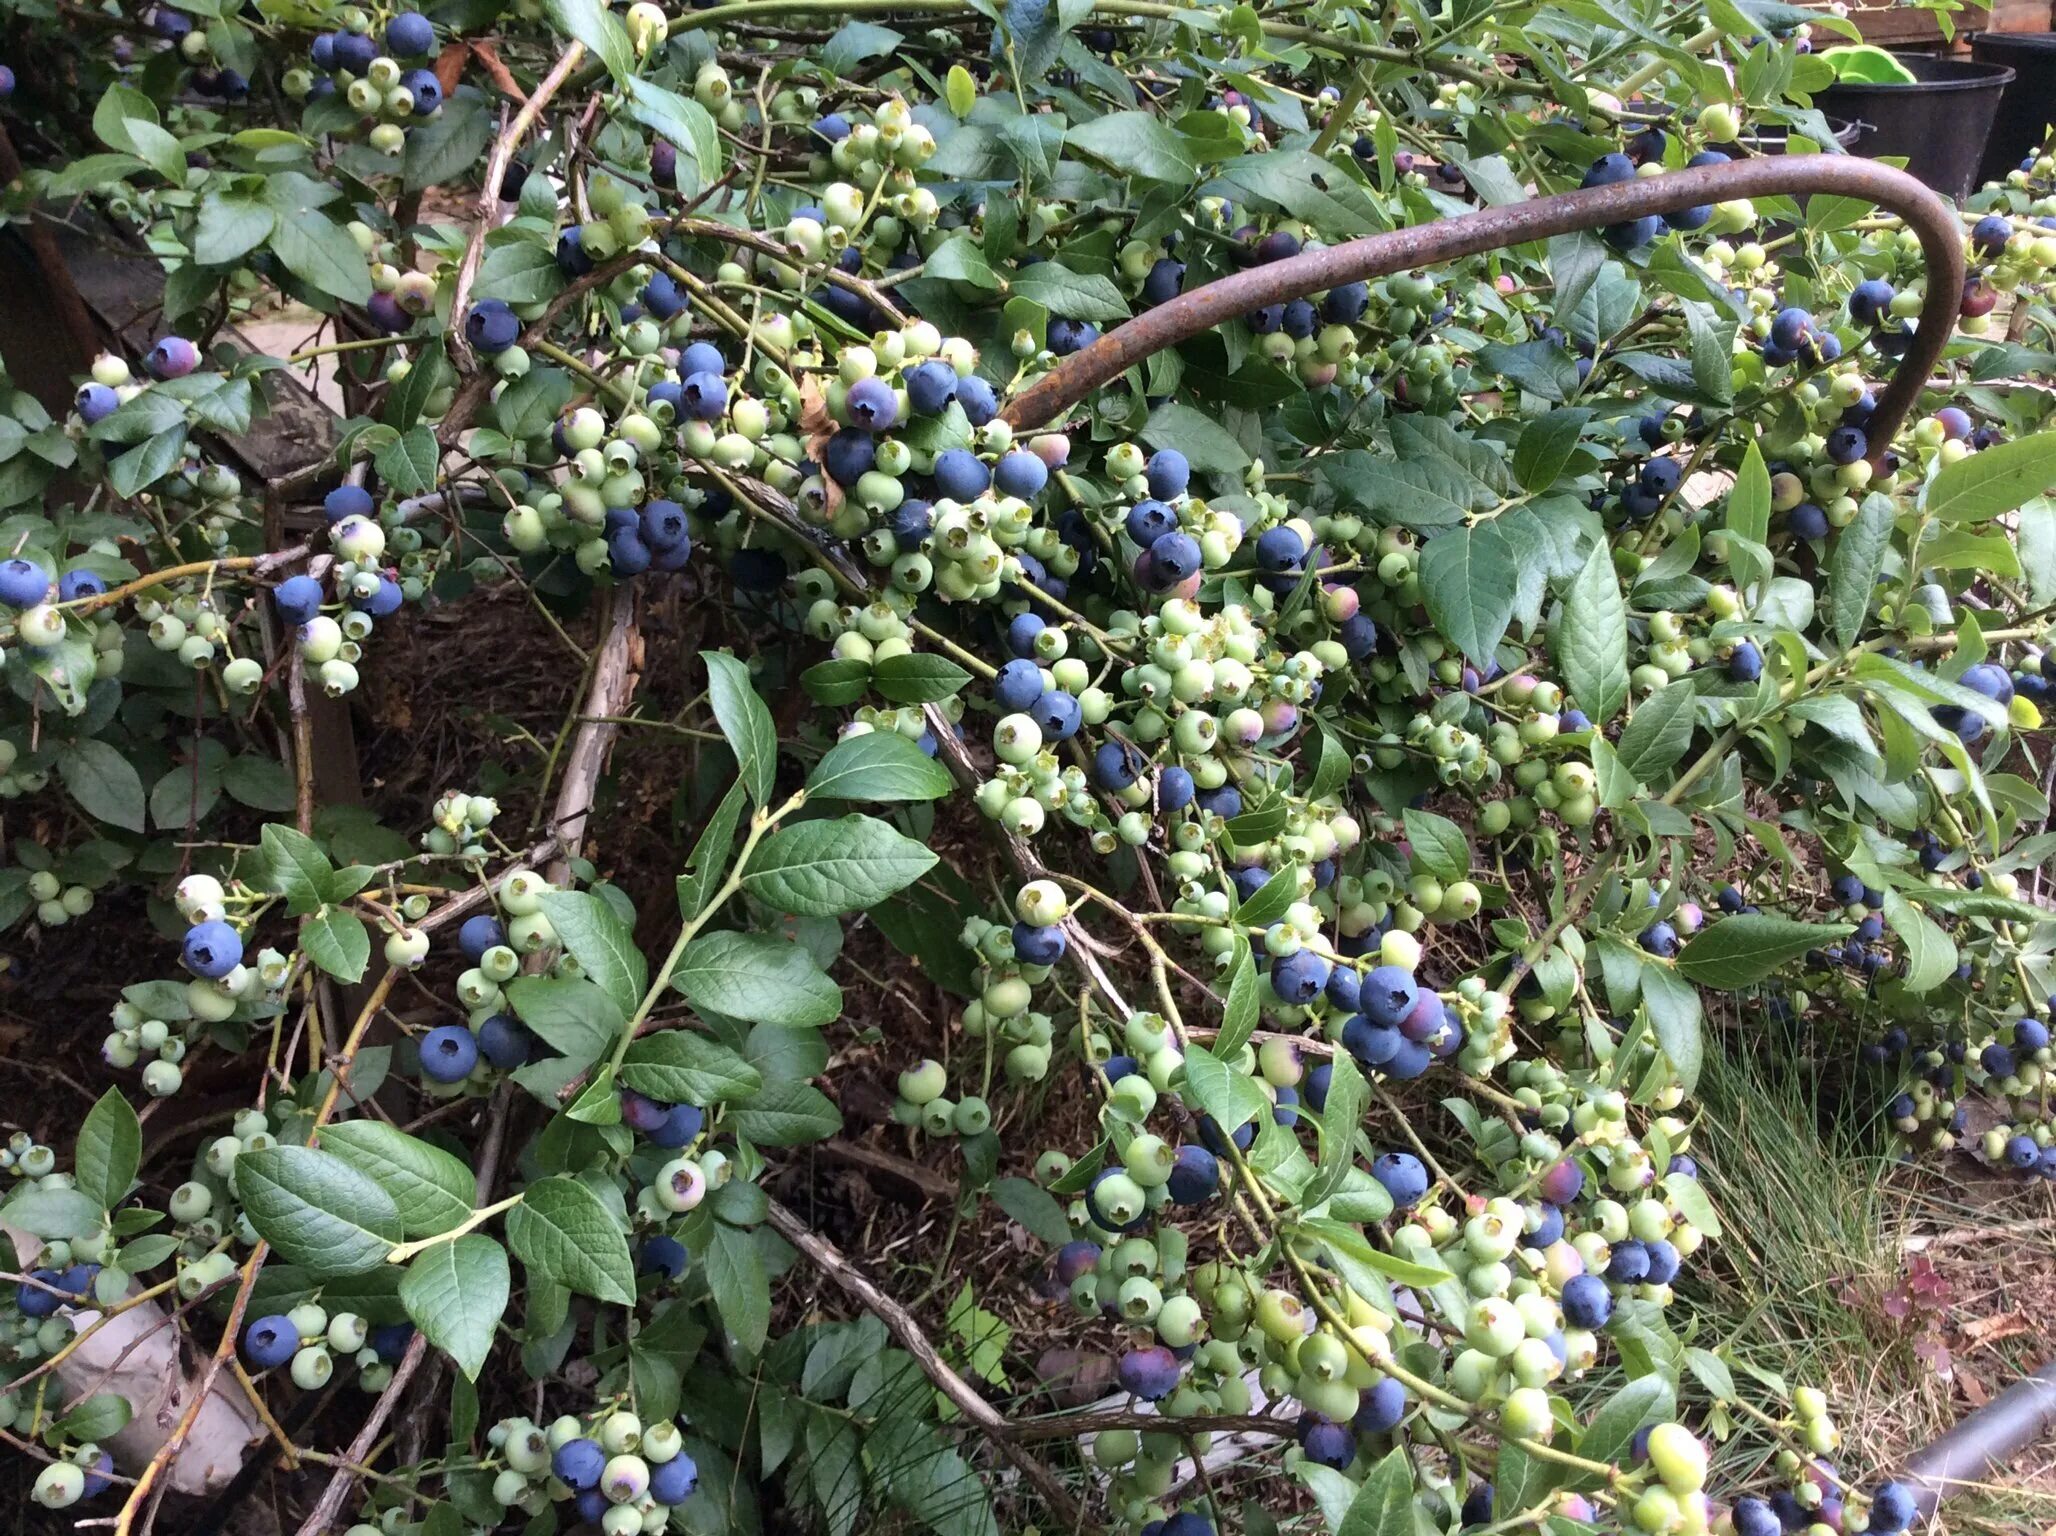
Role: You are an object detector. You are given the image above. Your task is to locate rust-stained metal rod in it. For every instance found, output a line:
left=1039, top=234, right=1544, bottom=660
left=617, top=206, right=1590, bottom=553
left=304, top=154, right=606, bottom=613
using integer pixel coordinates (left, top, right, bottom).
left=1002, top=155, right=1965, bottom=463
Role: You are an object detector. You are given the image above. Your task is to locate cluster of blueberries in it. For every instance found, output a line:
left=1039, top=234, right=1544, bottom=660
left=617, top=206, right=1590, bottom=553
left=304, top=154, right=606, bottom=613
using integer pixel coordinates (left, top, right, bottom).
left=1579, top=139, right=1728, bottom=251
left=305, top=12, right=443, bottom=114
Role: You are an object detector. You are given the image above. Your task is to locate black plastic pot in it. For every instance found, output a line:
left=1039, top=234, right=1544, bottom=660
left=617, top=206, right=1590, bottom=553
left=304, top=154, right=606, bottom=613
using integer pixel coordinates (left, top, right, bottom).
left=1817, top=54, right=2016, bottom=202
left=1972, top=32, right=2056, bottom=190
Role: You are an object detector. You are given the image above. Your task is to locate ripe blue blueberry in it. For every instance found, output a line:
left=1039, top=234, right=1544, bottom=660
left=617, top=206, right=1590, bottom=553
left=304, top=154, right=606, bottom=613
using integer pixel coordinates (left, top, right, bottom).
left=1125, top=499, right=1178, bottom=546
left=890, top=499, right=933, bottom=547
left=1255, top=525, right=1306, bottom=573
left=1664, top=203, right=1712, bottom=231
left=1560, top=1274, right=1612, bottom=1329
left=1638, top=457, right=1683, bottom=498
left=955, top=374, right=998, bottom=426
left=556, top=227, right=594, bottom=277
left=1639, top=922, right=1680, bottom=958
left=1158, top=766, right=1194, bottom=810
left=58, top=570, right=106, bottom=602
left=463, top=299, right=519, bottom=354
left=332, top=30, right=378, bottom=70
left=1522, top=1203, right=1565, bottom=1248
left=1606, top=1240, right=1651, bottom=1283
left=933, top=448, right=990, bottom=500
left=2016, top=1018, right=2050, bottom=1052
left=325, top=485, right=374, bottom=523
left=1321, top=280, right=1369, bottom=324
left=1012, top=922, right=1066, bottom=966
left=681, top=370, right=729, bottom=423
left=1146, top=531, right=1201, bottom=585
left=1849, top=278, right=1895, bottom=324
left=608, top=529, right=652, bottom=577
left=821, top=429, right=875, bottom=487
left=148, top=335, right=199, bottom=379
left=76, top=383, right=119, bottom=425
left=1145, top=449, right=1189, bottom=499
left=386, top=10, right=434, bottom=53
left=1727, top=641, right=1763, bottom=683
left=399, top=68, right=441, bottom=113
left=1582, top=152, right=1635, bottom=187
left=649, top=1102, right=705, bottom=1149
left=1055, top=1241, right=1101, bottom=1284
left=552, top=1437, right=606, bottom=1490
left=642, top=272, right=688, bottom=321
left=1165, top=1144, right=1219, bottom=1205
left=642, top=500, right=690, bottom=551
left=1269, top=948, right=1331, bottom=1005
left=1354, top=1376, right=1407, bottom=1434
left=994, top=449, right=1049, bottom=500
left=1340, top=613, right=1379, bottom=660
left=639, top=1234, right=689, bottom=1280
left=1787, top=502, right=1830, bottom=540
left=351, top=577, right=404, bottom=617
left=419, top=1026, right=479, bottom=1083
left=1370, top=1151, right=1428, bottom=1207
left=243, top=1314, right=299, bottom=1369
left=1325, top=965, right=1362, bottom=1012
left=1971, top=214, right=2011, bottom=256
left=1118, top=1345, right=1182, bottom=1400
left=182, top=920, right=243, bottom=979
left=1086, top=742, right=1138, bottom=791
left=1006, top=612, right=1046, bottom=658
left=1027, top=688, right=1082, bottom=741
left=905, top=360, right=957, bottom=415
left=1141, top=257, right=1185, bottom=307
left=1731, top=1497, right=1780, bottom=1536
left=1869, top=1482, right=1915, bottom=1533
left=476, top=1013, right=532, bottom=1068
left=1603, top=215, right=1663, bottom=251
left=1644, top=1233, right=1677, bottom=1283
left=0, top=557, right=49, bottom=611
left=995, top=659, right=1044, bottom=712
left=649, top=1449, right=699, bottom=1504
left=1770, top=307, right=1813, bottom=350
left=1960, top=662, right=2014, bottom=705
left=845, top=376, right=898, bottom=431
left=1298, top=1417, right=1353, bottom=1469
left=1826, top=425, right=1868, bottom=465
left=15, top=1270, right=62, bottom=1319
left=1360, top=965, right=1420, bottom=1028
left=1048, top=317, right=1100, bottom=355
left=273, top=574, right=323, bottom=625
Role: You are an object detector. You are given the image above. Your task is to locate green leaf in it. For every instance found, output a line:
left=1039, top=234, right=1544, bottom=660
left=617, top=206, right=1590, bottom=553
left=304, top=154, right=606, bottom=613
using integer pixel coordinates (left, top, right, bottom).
left=1215, top=940, right=1260, bottom=1058
left=1826, top=491, right=1894, bottom=648
left=323, top=1121, right=475, bottom=1237
left=1926, top=428, right=2056, bottom=523
left=1514, top=407, right=1591, bottom=492
left=872, top=652, right=972, bottom=703
left=1307, top=1054, right=1367, bottom=1207
left=742, top=815, right=939, bottom=916
left=623, top=79, right=720, bottom=184
left=3, top=1184, right=104, bottom=1240
left=1638, top=964, right=1703, bottom=1094
left=1181, top=1043, right=1269, bottom=1138
left=729, top=1081, right=843, bottom=1145
left=703, top=1221, right=770, bottom=1353
left=623, top=1032, right=765, bottom=1104
left=59, top=740, right=146, bottom=834
left=506, top=975, right=622, bottom=1070
left=677, top=779, right=749, bottom=921
left=1674, top=914, right=1852, bottom=989
left=304, top=906, right=371, bottom=983
left=402, top=92, right=494, bottom=190
left=1884, top=889, right=1958, bottom=993
left=1142, top=401, right=1251, bottom=473
left=674, top=930, right=842, bottom=1028
left=1664, top=1172, right=1723, bottom=1240
left=1298, top=1216, right=1449, bottom=1289
left=1065, top=111, right=1204, bottom=182
left=259, top=824, right=334, bottom=914
left=106, top=425, right=186, bottom=498
left=1615, top=686, right=1699, bottom=784
left=1727, top=441, right=1771, bottom=547
left=234, top=1145, right=401, bottom=1276
left=991, top=1177, right=1070, bottom=1244
left=1557, top=542, right=1631, bottom=725
left=93, top=82, right=158, bottom=153
left=1402, top=808, right=1469, bottom=883
left=1206, top=150, right=1384, bottom=237
left=945, top=63, right=976, bottom=117
left=925, top=235, right=1000, bottom=290
left=543, top=0, right=635, bottom=78
left=536, top=889, right=648, bottom=1018
left=192, top=186, right=276, bottom=266
left=475, top=239, right=566, bottom=306
left=1419, top=521, right=1518, bottom=666
left=400, top=1234, right=508, bottom=1381
left=265, top=190, right=371, bottom=303
left=702, top=651, right=778, bottom=807
left=1549, top=232, right=1607, bottom=319
left=1575, top=1374, right=1676, bottom=1478
left=806, top=732, right=953, bottom=802
left=54, top=1393, right=132, bottom=1443
left=504, top=1177, right=634, bottom=1304
left=1008, top=261, right=1131, bottom=322
left=1337, top=1446, right=1414, bottom=1536
left=374, top=424, right=438, bottom=496
left=75, top=1088, right=141, bottom=1211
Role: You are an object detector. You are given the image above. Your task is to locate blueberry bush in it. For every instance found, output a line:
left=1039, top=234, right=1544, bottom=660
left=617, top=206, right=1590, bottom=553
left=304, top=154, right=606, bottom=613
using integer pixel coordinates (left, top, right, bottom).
left=0, top=0, right=2053, bottom=1531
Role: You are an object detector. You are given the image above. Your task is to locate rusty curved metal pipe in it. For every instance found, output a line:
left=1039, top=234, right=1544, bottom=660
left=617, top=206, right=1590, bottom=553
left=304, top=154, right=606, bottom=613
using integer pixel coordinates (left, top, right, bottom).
left=1001, top=155, right=1965, bottom=463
